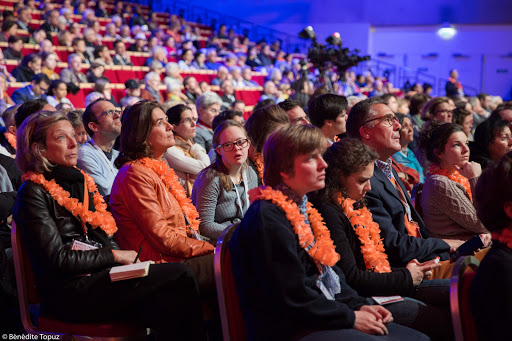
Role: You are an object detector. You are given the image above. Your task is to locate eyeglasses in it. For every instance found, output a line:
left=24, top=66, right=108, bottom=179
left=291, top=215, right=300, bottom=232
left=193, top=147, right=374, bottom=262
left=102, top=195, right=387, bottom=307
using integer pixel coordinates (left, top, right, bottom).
left=216, top=138, right=249, bottom=152
left=96, top=109, right=122, bottom=120
left=207, top=107, right=220, bottom=115
left=179, top=117, right=198, bottom=125
left=364, top=114, right=399, bottom=127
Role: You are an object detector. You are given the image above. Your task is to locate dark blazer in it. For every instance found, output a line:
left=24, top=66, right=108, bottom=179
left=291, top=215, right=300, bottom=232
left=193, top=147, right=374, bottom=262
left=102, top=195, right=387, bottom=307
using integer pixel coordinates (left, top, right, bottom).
left=12, top=65, right=35, bottom=82
left=220, top=93, right=236, bottom=110
left=313, top=201, right=415, bottom=297
left=229, top=199, right=369, bottom=341
left=366, top=166, right=450, bottom=267
left=11, top=86, right=47, bottom=105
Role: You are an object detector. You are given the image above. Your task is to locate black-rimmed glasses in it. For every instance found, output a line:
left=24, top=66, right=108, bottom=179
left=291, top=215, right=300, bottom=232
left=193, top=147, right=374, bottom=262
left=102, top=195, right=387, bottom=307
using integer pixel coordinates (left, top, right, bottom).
left=216, top=138, right=249, bottom=152
left=364, top=114, right=399, bottom=127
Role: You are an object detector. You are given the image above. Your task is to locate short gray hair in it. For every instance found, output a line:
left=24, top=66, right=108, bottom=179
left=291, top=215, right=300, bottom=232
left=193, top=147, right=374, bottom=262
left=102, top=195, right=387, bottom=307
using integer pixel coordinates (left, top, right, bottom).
left=195, top=91, right=222, bottom=109
left=165, top=62, right=179, bottom=74
left=144, top=71, right=160, bottom=84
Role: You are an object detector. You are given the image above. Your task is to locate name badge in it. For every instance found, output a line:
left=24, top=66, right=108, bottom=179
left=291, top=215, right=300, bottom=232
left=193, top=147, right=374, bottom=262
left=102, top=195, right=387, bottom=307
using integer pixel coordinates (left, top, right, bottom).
left=71, top=239, right=100, bottom=251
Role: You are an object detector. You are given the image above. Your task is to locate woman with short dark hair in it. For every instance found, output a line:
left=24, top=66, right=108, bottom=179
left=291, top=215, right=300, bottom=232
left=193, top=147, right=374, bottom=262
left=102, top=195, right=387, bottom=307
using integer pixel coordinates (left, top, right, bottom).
left=229, top=124, right=429, bottom=340
left=419, top=121, right=491, bottom=247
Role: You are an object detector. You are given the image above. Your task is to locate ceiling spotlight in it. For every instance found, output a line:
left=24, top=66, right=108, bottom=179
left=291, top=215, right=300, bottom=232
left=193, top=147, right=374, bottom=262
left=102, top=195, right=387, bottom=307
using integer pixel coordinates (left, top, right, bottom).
left=326, top=32, right=342, bottom=46
left=437, top=23, right=456, bottom=40
left=299, top=26, right=316, bottom=41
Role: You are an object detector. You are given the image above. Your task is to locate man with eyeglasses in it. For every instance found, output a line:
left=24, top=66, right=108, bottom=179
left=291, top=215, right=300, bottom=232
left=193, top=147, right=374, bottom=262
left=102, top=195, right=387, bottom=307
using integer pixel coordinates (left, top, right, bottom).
left=11, top=73, right=51, bottom=105
left=346, top=97, right=453, bottom=279
left=78, top=98, right=121, bottom=196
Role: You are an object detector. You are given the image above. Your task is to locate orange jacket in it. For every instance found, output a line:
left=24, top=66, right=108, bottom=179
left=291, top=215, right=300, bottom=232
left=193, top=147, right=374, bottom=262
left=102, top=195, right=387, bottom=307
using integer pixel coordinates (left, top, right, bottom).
left=110, top=161, right=214, bottom=262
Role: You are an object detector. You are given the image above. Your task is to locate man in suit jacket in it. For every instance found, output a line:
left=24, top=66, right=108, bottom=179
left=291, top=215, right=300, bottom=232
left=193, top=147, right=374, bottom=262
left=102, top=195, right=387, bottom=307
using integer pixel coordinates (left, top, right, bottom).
left=60, top=54, right=88, bottom=86
left=11, top=73, right=50, bottom=105
left=220, top=79, right=237, bottom=110
left=346, top=97, right=451, bottom=268
left=40, top=10, right=60, bottom=37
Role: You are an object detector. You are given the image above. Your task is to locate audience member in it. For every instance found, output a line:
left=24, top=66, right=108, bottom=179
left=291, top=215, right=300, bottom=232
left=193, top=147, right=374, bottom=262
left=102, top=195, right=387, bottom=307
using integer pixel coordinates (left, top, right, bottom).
left=392, top=113, right=424, bottom=184
left=418, top=121, right=490, bottom=247
left=220, top=80, right=237, bottom=110
left=112, top=40, right=133, bottom=66
left=194, top=92, right=222, bottom=153
left=346, top=98, right=453, bottom=277
left=165, top=104, right=209, bottom=196
left=66, top=109, right=87, bottom=144
left=192, top=120, right=257, bottom=240
left=311, top=138, right=453, bottom=340
left=60, top=54, right=87, bottom=85
left=110, top=100, right=215, bottom=294
left=470, top=151, right=512, bottom=341
left=40, top=9, right=60, bottom=36
left=244, top=104, right=289, bottom=182
left=40, top=52, right=60, bottom=80
left=12, top=54, right=42, bottom=82
left=12, top=73, right=50, bottom=104
left=308, top=93, right=348, bottom=144
left=184, top=76, right=201, bottom=102
left=470, top=117, right=512, bottom=169
left=46, top=80, right=74, bottom=109
left=229, top=124, right=429, bottom=341
left=141, top=72, right=164, bottom=103
left=3, top=36, right=24, bottom=61
left=421, top=97, right=453, bottom=123
left=13, top=111, right=205, bottom=341
left=79, top=98, right=121, bottom=196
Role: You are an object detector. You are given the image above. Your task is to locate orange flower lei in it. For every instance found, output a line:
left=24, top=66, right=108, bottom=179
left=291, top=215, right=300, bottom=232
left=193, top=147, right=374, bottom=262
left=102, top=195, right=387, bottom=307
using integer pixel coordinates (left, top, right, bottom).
left=4, top=132, right=16, bottom=151
left=137, top=157, right=200, bottom=232
left=249, top=152, right=264, bottom=180
left=336, top=193, right=391, bottom=273
left=492, top=228, right=512, bottom=249
left=22, top=169, right=118, bottom=236
left=249, top=186, right=340, bottom=267
left=428, top=163, right=472, bottom=202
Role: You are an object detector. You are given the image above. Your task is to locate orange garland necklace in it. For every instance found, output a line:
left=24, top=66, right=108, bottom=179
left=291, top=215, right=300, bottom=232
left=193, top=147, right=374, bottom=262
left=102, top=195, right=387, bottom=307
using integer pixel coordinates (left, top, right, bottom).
left=336, top=193, right=391, bottom=273
left=249, top=152, right=264, bottom=180
left=22, top=169, right=118, bottom=236
left=4, top=132, right=16, bottom=151
left=428, top=163, right=473, bottom=202
left=249, top=186, right=340, bottom=267
left=137, top=157, right=200, bottom=232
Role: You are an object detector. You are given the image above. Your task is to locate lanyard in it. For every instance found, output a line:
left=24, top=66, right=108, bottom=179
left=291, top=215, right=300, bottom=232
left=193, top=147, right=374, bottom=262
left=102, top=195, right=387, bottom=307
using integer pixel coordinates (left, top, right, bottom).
left=89, top=140, right=116, bottom=175
left=232, top=169, right=250, bottom=218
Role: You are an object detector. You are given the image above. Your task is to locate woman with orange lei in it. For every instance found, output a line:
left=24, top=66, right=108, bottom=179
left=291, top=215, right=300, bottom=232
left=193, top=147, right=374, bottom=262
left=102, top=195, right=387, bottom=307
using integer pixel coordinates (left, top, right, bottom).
left=418, top=121, right=491, bottom=248
left=13, top=111, right=205, bottom=340
left=311, top=138, right=453, bottom=340
left=228, top=125, right=428, bottom=341
left=110, top=100, right=215, bottom=294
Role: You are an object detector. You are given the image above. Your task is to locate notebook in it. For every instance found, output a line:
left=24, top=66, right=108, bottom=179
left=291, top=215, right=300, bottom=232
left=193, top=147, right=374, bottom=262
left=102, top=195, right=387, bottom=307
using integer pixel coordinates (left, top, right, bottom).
left=109, top=261, right=154, bottom=282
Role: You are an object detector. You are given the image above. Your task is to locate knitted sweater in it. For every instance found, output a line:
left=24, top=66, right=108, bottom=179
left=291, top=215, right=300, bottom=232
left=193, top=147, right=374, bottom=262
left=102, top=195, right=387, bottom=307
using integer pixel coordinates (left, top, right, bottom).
left=420, top=174, right=488, bottom=240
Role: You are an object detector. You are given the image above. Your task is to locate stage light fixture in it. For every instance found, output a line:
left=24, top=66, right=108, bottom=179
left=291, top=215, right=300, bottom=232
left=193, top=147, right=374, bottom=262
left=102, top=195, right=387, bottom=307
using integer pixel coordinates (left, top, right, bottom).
left=437, top=23, right=457, bottom=40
